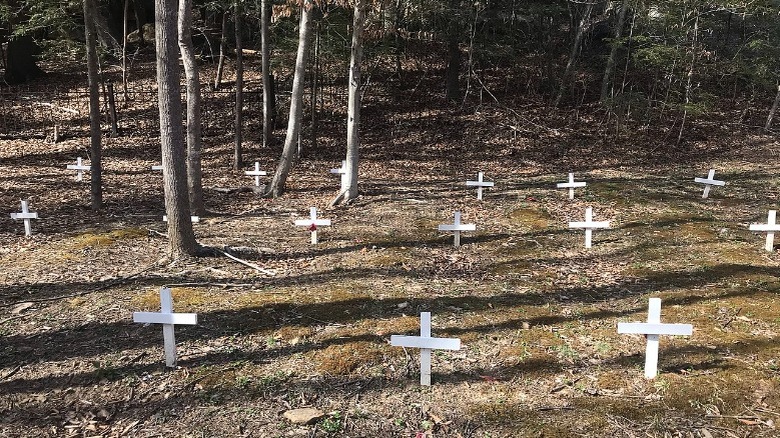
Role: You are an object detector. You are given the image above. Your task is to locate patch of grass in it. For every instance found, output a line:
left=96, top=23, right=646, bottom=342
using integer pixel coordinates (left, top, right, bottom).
left=132, top=287, right=210, bottom=311
left=312, top=341, right=388, bottom=375
left=507, top=208, right=552, bottom=230
left=69, top=227, right=147, bottom=249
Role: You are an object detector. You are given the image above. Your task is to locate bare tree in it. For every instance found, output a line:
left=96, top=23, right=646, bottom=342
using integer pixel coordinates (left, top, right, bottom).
left=83, top=0, right=102, bottom=210
left=600, top=0, right=629, bottom=102
left=765, top=84, right=780, bottom=132
left=214, top=11, right=228, bottom=90
left=555, top=0, right=596, bottom=107
left=155, top=0, right=199, bottom=257
left=178, top=0, right=205, bottom=215
left=332, top=0, right=366, bottom=206
left=261, top=0, right=274, bottom=148
left=265, top=0, right=314, bottom=198
left=234, top=0, right=244, bottom=170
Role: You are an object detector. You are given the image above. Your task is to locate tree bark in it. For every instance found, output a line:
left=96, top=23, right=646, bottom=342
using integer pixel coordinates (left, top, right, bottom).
left=214, top=11, right=228, bottom=90
left=765, top=85, right=780, bottom=133
left=178, top=0, right=205, bottom=215
left=333, top=0, right=366, bottom=205
left=84, top=0, right=103, bottom=210
left=234, top=0, right=244, bottom=170
left=265, top=0, right=313, bottom=198
left=261, top=0, right=274, bottom=148
left=555, top=0, right=595, bottom=107
left=121, top=0, right=130, bottom=104
left=155, top=0, right=198, bottom=257
left=445, top=0, right=462, bottom=101
left=599, top=0, right=629, bottom=102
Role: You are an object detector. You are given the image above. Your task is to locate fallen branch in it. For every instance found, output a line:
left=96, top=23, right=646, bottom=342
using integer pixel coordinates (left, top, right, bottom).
left=1, top=365, right=22, bottom=380
left=0, top=313, right=33, bottom=325
left=163, top=282, right=258, bottom=288
left=32, top=102, right=79, bottom=114
left=215, top=249, right=276, bottom=276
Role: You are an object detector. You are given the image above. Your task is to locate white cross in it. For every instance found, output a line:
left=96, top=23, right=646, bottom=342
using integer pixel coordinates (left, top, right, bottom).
left=390, top=312, right=461, bottom=386
left=750, top=210, right=780, bottom=252
left=10, top=200, right=39, bottom=237
left=330, top=160, right=348, bottom=190
left=151, top=165, right=163, bottom=171
left=438, top=211, right=476, bottom=247
left=693, top=169, right=725, bottom=199
left=294, top=207, right=331, bottom=244
left=465, top=172, right=494, bottom=200
left=617, top=298, right=693, bottom=379
left=163, top=215, right=200, bottom=223
left=133, top=287, right=198, bottom=367
left=245, top=161, right=267, bottom=187
left=66, top=157, right=91, bottom=182
left=556, top=172, right=586, bottom=200
left=569, top=207, right=610, bottom=248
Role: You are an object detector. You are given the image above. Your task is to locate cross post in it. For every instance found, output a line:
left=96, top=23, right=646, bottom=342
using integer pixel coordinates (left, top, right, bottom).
left=617, top=298, right=693, bottom=379
left=133, top=288, right=198, bottom=367
left=438, top=211, right=476, bottom=247
left=556, top=172, right=586, bottom=200
left=465, top=172, right=494, bottom=200
left=568, top=207, right=610, bottom=248
left=10, top=200, right=38, bottom=237
left=294, top=207, right=332, bottom=244
left=390, top=312, right=461, bottom=385
left=66, top=157, right=91, bottom=182
left=693, top=169, right=725, bottom=199
left=330, top=160, right=348, bottom=191
left=750, top=210, right=780, bottom=252
left=245, top=161, right=267, bottom=186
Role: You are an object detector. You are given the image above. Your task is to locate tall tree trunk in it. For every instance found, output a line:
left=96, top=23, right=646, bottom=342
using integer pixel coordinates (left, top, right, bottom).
left=261, top=0, right=274, bottom=148
left=332, top=0, right=365, bottom=206
left=555, top=1, right=595, bottom=107
left=214, top=11, right=228, bottom=90
left=121, top=0, right=130, bottom=104
left=600, top=0, right=629, bottom=102
left=178, top=0, right=205, bottom=215
left=84, top=0, right=102, bottom=210
left=234, top=0, right=244, bottom=170
left=445, top=0, right=462, bottom=101
left=265, top=0, right=313, bottom=198
left=155, top=0, right=198, bottom=257
left=765, top=85, right=780, bottom=133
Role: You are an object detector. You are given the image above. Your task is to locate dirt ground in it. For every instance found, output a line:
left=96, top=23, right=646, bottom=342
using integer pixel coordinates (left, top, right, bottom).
left=1, top=61, right=780, bottom=437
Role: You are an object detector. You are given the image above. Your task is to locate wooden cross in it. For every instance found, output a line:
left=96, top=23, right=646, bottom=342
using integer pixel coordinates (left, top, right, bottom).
left=556, top=172, right=586, bottom=200
left=465, top=172, right=494, bottom=200
left=133, top=287, right=198, bottom=367
left=618, top=298, right=693, bottom=379
left=569, top=207, right=610, bottom=248
left=330, top=160, right=348, bottom=191
left=163, top=215, right=200, bottom=223
left=390, top=312, right=461, bottom=386
left=438, top=211, right=476, bottom=247
left=10, top=200, right=39, bottom=237
left=750, top=210, right=780, bottom=252
left=694, top=169, right=725, bottom=199
left=245, top=161, right=267, bottom=187
left=66, top=157, right=91, bottom=182
left=294, top=207, right=331, bottom=244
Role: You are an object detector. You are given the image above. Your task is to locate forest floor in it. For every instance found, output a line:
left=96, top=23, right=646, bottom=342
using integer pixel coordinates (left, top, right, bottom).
left=1, top=59, right=780, bottom=437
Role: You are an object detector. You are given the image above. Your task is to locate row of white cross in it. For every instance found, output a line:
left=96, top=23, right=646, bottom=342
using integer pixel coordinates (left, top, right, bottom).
left=138, top=288, right=690, bottom=382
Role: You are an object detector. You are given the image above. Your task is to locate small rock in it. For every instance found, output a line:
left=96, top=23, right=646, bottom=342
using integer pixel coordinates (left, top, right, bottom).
left=397, top=302, right=409, bottom=309
left=283, top=408, right=324, bottom=425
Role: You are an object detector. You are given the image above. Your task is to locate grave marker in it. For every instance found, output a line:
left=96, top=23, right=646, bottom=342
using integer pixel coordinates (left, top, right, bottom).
left=294, top=207, right=331, bottom=244
left=618, top=298, right=693, bottom=379
left=749, top=210, right=780, bottom=252
left=390, top=312, right=461, bottom=386
left=438, top=211, right=476, bottom=247
left=568, top=207, right=610, bottom=248
left=10, top=200, right=38, bottom=237
left=693, top=169, right=725, bottom=199
left=330, top=160, right=348, bottom=190
left=245, top=161, right=267, bottom=186
left=556, top=172, right=586, bottom=200
left=66, top=157, right=90, bottom=182
left=163, top=215, right=200, bottom=223
left=133, top=287, right=198, bottom=367
left=465, top=172, right=494, bottom=200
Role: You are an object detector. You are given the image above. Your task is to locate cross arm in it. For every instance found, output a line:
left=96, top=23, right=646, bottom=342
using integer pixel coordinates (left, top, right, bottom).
left=438, top=224, right=477, bottom=231
left=693, top=178, right=725, bottom=186
left=569, top=221, right=610, bottom=228
left=617, top=322, right=692, bottom=336
left=390, top=335, right=461, bottom=350
left=133, top=312, right=198, bottom=325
